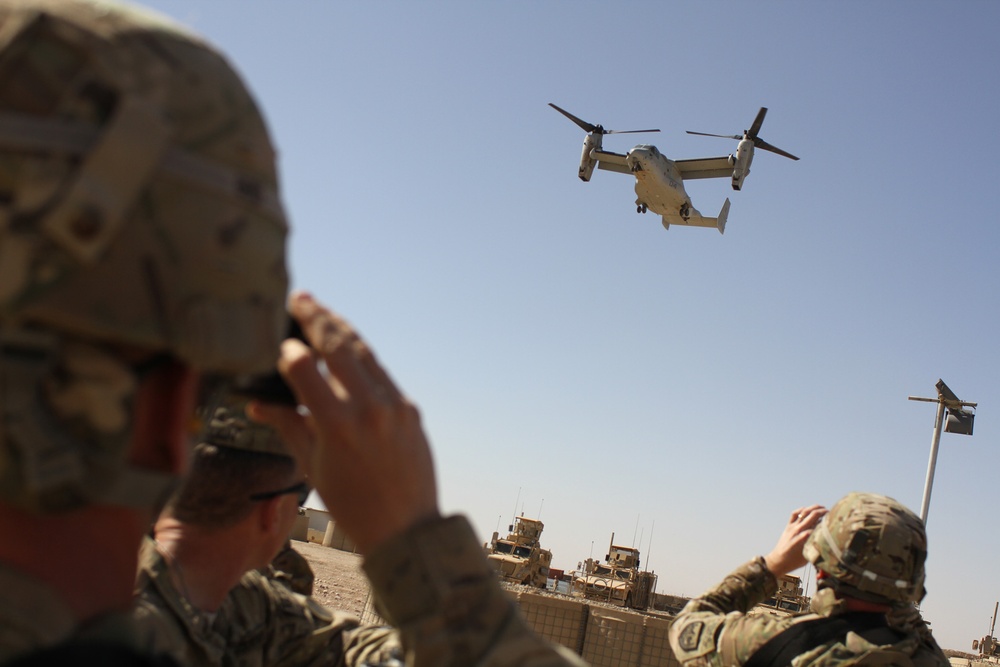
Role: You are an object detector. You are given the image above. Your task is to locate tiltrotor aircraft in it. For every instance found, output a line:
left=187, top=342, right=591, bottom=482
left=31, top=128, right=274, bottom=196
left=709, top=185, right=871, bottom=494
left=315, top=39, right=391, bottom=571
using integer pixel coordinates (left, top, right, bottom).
left=550, top=103, right=798, bottom=234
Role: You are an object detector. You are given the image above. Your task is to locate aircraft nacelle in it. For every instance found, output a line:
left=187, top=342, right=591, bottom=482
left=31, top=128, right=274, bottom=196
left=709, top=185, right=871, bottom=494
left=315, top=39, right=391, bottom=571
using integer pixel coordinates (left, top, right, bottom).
left=578, top=133, right=602, bottom=182
left=730, top=138, right=755, bottom=191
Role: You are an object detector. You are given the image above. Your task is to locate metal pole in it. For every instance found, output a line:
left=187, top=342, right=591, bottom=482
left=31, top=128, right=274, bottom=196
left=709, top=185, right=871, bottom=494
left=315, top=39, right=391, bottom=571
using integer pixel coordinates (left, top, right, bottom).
left=919, top=400, right=946, bottom=524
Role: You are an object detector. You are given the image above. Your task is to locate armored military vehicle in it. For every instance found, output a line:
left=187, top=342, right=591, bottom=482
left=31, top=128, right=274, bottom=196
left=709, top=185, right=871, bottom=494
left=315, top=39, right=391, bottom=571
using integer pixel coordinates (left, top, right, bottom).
left=972, top=602, right=1000, bottom=656
left=747, top=573, right=811, bottom=618
left=484, top=515, right=553, bottom=588
left=572, top=534, right=657, bottom=610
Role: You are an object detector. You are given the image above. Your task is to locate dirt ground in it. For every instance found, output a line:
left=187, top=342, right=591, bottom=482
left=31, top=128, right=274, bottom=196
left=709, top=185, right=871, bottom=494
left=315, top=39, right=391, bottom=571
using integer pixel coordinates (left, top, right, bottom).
left=292, top=540, right=372, bottom=618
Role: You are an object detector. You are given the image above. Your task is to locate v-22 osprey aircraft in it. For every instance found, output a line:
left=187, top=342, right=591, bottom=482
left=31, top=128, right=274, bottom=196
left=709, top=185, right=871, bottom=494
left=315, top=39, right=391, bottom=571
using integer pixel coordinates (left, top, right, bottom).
left=549, top=103, right=798, bottom=234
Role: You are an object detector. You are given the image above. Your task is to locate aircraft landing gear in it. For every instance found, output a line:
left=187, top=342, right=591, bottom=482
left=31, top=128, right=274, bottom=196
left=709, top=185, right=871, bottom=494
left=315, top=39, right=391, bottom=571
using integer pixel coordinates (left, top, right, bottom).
left=679, top=203, right=691, bottom=220
left=636, top=203, right=647, bottom=214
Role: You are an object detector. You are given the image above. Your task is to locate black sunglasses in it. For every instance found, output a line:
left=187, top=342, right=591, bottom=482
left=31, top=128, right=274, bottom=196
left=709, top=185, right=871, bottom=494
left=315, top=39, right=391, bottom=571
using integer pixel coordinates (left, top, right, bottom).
left=249, top=480, right=311, bottom=507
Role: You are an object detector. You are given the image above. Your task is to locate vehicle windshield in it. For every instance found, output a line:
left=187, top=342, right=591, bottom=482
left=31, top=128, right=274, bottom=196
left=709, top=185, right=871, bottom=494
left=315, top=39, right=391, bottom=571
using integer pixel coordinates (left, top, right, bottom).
left=514, top=546, right=531, bottom=558
left=494, top=542, right=514, bottom=554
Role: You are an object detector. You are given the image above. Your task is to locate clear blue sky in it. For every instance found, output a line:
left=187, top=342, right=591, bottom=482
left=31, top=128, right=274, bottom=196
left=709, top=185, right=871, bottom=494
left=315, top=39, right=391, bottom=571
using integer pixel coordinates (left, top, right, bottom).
left=142, top=0, right=1000, bottom=651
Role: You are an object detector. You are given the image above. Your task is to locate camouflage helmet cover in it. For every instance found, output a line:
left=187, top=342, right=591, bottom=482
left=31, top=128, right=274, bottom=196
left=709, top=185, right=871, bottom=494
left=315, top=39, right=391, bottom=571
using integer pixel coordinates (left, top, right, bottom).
left=0, top=0, right=289, bottom=511
left=802, top=492, right=927, bottom=604
left=0, top=0, right=288, bottom=371
left=198, top=394, right=289, bottom=459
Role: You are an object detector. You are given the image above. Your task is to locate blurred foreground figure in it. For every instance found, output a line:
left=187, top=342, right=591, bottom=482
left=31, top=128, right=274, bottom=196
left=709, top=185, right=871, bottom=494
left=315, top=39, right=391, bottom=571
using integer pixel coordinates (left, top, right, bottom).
left=0, top=1, right=586, bottom=665
left=133, top=402, right=405, bottom=666
left=669, top=493, right=948, bottom=667
left=0, top=0, right=287, bottom=663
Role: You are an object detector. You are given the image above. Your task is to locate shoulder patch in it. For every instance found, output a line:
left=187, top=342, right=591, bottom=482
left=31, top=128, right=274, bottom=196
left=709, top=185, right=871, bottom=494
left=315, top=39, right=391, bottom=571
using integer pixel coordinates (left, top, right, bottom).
left=671, top=613, right=729, bottom=661
left=679, top=621, right=705, bottom=651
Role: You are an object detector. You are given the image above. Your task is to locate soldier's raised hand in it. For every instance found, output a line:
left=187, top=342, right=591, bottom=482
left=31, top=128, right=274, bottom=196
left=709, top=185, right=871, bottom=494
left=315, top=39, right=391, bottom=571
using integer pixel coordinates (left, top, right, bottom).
left=763, top=504, right=827, bottom=576
left=249, top=291, right=440, bottom=554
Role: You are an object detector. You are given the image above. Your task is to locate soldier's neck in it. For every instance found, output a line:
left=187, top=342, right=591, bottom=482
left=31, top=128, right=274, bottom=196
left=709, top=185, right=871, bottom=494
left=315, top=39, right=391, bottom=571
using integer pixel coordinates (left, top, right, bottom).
left=0, top=502, right=147, bottom=623
left=154, top=517, right=260, bottom=613
left=843, top=597, right=893, bottom=613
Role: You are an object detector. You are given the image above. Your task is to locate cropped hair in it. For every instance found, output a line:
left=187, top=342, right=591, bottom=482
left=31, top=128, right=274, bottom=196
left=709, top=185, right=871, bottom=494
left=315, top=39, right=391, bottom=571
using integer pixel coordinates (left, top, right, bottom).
left=166, top=443, right=296, bottom=529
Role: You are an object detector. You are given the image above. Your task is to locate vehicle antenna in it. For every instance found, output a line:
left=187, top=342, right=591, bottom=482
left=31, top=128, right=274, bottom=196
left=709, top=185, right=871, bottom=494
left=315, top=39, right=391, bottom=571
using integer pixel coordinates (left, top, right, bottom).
left=646, top=520, right=655, bottom=571
left=632, top=513, right=640, bottom=547
left=537, top=498, right=544, bottom=520
left=510, top=486, right=521, bottom=526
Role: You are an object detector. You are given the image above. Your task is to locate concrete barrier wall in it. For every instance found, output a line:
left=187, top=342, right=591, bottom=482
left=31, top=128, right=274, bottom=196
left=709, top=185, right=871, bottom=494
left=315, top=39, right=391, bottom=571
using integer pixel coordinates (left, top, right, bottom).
left=362, top=586, right=680, bottom=666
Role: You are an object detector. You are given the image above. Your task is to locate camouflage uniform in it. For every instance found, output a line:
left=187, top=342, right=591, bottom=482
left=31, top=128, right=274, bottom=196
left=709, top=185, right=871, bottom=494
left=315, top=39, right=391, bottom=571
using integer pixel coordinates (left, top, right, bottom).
left=135, top=517, right=585, bottom=667
left=0, top=564, right=75, bottom=662
left=267, top=540, right=316, bottom=597
left=669, top=559, right=947, bottom=667
left=0, top=563, right=153, bottom=665
left=670, top=493, right=949, bottom=667
left=361, top=515, right=585, bottom=667
left=0, top=0, right=285, bottom=662
left=134, top=537, right=403, bottom=667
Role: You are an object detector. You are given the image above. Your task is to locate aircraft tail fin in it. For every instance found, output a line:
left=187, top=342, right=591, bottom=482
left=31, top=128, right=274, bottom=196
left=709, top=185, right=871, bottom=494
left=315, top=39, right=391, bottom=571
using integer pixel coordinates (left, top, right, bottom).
left=716, top=198, right=731, bottom=235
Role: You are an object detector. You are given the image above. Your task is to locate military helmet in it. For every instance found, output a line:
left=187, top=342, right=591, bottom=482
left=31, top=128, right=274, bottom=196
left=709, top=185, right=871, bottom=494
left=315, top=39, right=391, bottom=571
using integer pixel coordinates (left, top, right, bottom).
left=803, top=492, right=927, bottom=604
left=199, top=395, right=290, bottom=459
left=0, top=0, right=289, bottom=512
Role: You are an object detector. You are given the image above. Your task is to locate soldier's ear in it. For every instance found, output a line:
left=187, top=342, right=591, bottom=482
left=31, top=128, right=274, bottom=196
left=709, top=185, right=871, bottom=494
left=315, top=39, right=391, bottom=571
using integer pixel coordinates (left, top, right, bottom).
left=129, top=362, right=199, bottom=475
left=254, top=496, right=284, bottom=536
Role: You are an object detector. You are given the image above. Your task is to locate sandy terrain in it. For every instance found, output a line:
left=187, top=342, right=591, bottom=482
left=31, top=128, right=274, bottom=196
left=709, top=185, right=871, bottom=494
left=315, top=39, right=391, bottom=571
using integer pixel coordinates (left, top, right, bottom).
left=291, top=540, right=372, bottom=618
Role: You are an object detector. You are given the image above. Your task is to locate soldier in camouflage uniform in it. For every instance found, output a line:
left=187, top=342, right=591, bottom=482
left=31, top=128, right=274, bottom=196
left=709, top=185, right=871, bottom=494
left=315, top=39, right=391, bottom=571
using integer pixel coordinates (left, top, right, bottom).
left=133, top=401, right=405, bottom=666
left=268, top=540, right=316, bottom=597
left=0, top=2, right=586, bottom=665
left=0, top=0, right=287, bottom=663
left=669, top=493, right=948, bottom=667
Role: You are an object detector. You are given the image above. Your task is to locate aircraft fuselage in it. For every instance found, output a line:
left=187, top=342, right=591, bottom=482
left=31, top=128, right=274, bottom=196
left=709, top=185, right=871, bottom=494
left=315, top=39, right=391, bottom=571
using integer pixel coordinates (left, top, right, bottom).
left=626, top=145, right=697, bottom=218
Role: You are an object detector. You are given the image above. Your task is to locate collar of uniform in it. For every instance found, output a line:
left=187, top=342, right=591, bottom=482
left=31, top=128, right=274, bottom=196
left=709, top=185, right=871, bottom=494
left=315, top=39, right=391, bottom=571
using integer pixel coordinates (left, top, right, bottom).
left=0, top=561, right=76, bottom=662
left=810, top=587, right=851, bottom=617
left=135, top=536, right=228, bottom=661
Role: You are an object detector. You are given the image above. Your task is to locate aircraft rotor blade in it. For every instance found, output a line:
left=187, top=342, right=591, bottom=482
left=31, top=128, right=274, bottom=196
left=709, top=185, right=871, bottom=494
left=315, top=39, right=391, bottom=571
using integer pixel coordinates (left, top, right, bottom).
left=550, top=103, right=659, bottom=136
left=747, top=107, right=768, bottom=138
left=608, top=128, right=660, bottom=135
left=549, top=103, right=597, bottom=133
left=686, top=130, right=742, bottom=140
left=754, top=138, right=799, bottom=161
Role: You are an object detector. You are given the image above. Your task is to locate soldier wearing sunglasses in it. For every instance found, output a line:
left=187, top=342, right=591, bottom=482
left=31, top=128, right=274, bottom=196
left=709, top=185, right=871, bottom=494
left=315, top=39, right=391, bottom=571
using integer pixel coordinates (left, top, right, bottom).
left=134, top=401, right=406, bottom=666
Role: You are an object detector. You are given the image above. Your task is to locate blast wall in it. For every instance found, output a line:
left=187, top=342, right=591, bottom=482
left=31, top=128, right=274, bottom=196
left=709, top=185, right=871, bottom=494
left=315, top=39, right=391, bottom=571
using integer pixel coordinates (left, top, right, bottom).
left=363, top=587, right=680, bottom=667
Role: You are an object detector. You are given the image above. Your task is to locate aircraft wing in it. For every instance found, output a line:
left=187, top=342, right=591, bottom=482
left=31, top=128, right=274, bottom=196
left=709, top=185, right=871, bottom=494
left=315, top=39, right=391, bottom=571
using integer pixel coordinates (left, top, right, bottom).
left=675, top=156, right=733, bottom=180
left=592, top=149, right=631, bottom=175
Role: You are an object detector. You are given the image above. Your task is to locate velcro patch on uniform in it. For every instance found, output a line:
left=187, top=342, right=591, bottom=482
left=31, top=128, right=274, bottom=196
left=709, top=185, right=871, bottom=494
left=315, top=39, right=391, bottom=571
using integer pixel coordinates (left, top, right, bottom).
left=678, top=621, right=705, bottom=651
